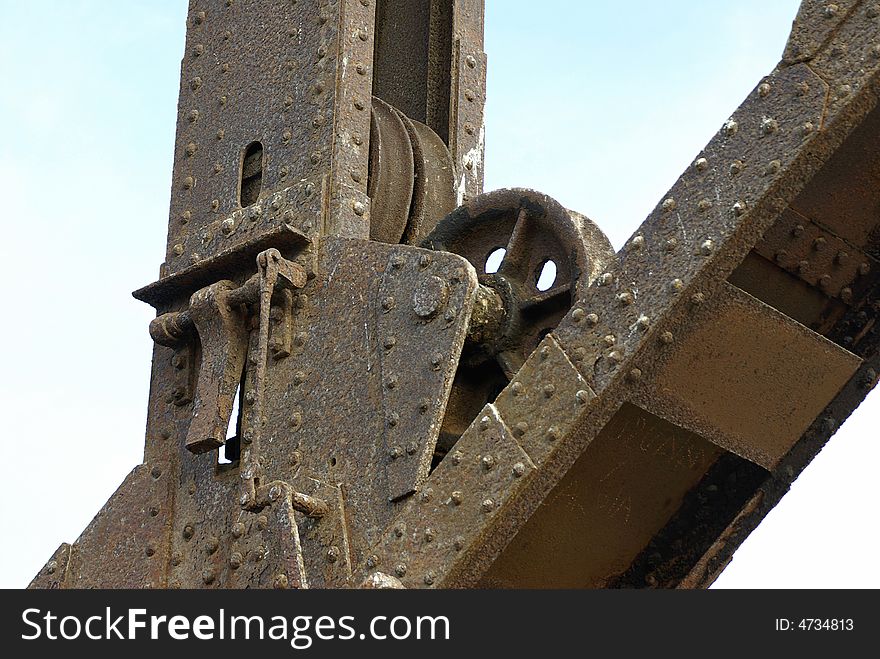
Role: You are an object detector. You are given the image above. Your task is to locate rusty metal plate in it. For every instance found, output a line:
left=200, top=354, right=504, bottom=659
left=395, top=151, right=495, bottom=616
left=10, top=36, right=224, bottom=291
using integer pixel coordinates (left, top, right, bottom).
left=225, top=496, right=306, bottom=590
left=255, top=237, right=477, bottom=560
left=64, top=461, right=173, bottom=588
left=28, top=544, right=71, bottom=590
left=754, top=208, right=877, bottom=303
left=378, top=245, right=478, bottom=500
left=633, top=282, right=861, bottom=469
left=450, top=0, right=486, bottom=201
left=356, top=404, right=535, bottom=589
left=782, top=0, right=858, bottom=64
left=493, top=334, right=594, bottom=468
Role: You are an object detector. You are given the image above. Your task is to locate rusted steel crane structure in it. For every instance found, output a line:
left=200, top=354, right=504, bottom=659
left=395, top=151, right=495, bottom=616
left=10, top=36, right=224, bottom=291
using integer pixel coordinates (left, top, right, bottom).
left=30, top=0, right=880, bottom=589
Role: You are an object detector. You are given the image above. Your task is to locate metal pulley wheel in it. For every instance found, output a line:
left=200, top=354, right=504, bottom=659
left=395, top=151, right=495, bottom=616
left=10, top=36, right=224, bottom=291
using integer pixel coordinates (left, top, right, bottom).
left=368, top=96, right=457, bottom=245
left=421, top=188, right=613, bottom=446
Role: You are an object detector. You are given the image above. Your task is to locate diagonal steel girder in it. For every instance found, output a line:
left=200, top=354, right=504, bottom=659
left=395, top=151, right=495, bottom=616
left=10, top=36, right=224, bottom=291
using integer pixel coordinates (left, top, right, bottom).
left=353, top=0, right=880, bottom=588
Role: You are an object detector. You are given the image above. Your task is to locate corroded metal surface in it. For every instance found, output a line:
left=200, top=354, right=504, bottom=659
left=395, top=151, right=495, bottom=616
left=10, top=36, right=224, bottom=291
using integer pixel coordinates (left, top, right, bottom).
left=33, top=0, right=880, bottom=590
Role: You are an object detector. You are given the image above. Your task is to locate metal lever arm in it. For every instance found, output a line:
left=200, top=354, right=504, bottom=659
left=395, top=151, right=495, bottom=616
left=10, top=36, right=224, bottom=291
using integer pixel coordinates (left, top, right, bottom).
left=185, top=280, right=249, bottom=454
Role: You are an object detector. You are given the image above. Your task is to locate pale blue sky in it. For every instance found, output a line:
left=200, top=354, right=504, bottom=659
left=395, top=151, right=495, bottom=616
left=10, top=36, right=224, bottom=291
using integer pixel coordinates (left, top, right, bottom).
left=1, top=0, right=876, bottom=588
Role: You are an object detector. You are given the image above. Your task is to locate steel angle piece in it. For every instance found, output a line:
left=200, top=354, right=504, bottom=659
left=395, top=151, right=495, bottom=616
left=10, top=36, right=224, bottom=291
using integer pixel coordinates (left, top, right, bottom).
left=358, top=404, right=535, bottom=588
left=378, top=245, right=479, bottom=501
left=494, top=334, right=595, bottom=467
left=631, top=282, right=861, bottom=468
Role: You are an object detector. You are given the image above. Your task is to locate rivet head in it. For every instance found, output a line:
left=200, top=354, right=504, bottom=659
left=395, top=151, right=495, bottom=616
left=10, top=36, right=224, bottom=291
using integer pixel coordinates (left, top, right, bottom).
left=394, top=524, right=405, bottom=538
left=661, top=198, right=676, bottom=212
left=761, top=117, right=779, bottom=135
left=697, top=199, right=712, bottom=213
left=511, top=381, right=524, bottom=396
left=151, top=466, right=162, bottom=479
left=202, top=568, right=215, bottom=585
left=766, top=160, right=782, bottom=175
left=183, top=524, right=194, bottom=540
left=229, top=552, right=242, bottom=569
left=412, top=275, right=449, bottom=319
left=840, top=287, right=853, bottom=303
left=466, top=54, right=477, bottom=68
left=451, top=491, right=463, bottom=506
left=617, top=291, right=634, bottom=306
left=603, top=334, right=616, bottom=347
left=482, top=455, right=495, bottom=470
left=326, top=546, right=340, bottom=563
left=576, top=390, right=591, bottom=404
left=599, top=272, right=614, bottom=286
left=383, top=336, right=396, bottom=349
left=546, top=426, right=560, bottom=441
left=454, top=537, right=465, bottom=551
left=670, top=278, right=684, bottom=292
left=481, top=499, right=495, bottom=513
left=691, top=292, right=706, bottom=306
left=543, top=383, right=556, bottom=398
left=366, top=555, right=378, bottom=569
left=572, top=308, right=586, bottom=323
left=381, top=296, right=395, bottom=311
left=637, top=315, right=650, bottom=330
left=694, top=157, right=708, bottom=172
left=145, top=544, right=156, bottom=557
left=586, top=313, right=599, bottom=326
left=627, top=368, right=643, bottom=382
left=172, top=243, right=185, bottom=256
left=395, top=564, right=407, bottom=578
left=630, top=235, right=645, bottom=250
left=479, top=415, right=491, bottom=431
left=232, top=522, right=245, bottom=538
left=289, top=411, right=303, bottom=430
left=729, top=160, right=744, bottom=176
left=512, top=462, right=526, bottom=477
left=451, top=451, right=463, bottom=465
left=206, top=536, right=219, bottom=554
left=758, top=82, right=771, bottom=97
left=389, top=446, right=402, bottom=460
left=732, top=201, right=747, bottom=216
left=273, top=574, right=289, bottom=589
left=825, top=3, right=839, bottom=18
left=430, top=352, right=443, bottom=370
left=724, top=119, right=739, bottom=136
left=424, top=528, right=436, bottom=542
left=221, top=218, right=235, bottom=235
left=353, top=201, right=366, bottom=216
left=514, top=421, right=529, bottom=437
left=608, top=351, right=624, bottom=364
left=268, top=485, right=282, bottom=502
left=660, top=331, right=674, bottom=345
